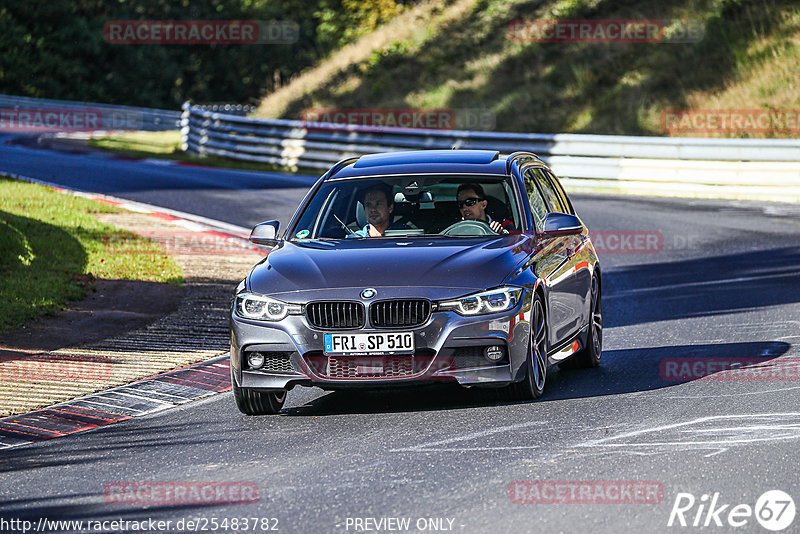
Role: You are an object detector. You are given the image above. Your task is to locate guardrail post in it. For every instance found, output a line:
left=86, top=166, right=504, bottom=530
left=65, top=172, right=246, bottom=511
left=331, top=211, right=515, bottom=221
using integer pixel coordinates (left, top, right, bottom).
left=180, top=101, right=191, bottom=153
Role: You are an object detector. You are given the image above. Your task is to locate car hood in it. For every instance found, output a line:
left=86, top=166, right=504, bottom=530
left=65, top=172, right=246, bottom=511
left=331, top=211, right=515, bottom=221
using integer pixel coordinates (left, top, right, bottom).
left=248, top=236, right=532, bottom=297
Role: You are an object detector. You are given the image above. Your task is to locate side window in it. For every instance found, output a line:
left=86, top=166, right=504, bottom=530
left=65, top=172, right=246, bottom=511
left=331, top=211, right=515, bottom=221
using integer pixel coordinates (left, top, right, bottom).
left=523, top=168, right=549, bottom=230
left=545, top=170, right=574, bottom=215
left=530, top=167, right=567, bottom=213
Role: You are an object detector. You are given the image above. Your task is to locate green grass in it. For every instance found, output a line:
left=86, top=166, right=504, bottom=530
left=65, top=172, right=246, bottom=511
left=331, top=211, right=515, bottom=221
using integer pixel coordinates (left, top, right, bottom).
left=86, top=131, right=299, bottom=174
left=256, top=0, right=800, bottom=138
left=0, top=176, right=182, bottom=335
left=89, top=131, right=182, bottom=156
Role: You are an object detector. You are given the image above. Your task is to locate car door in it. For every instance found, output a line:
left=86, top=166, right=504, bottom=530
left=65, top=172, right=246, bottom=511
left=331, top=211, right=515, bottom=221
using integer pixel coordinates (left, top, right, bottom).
left=545, top=169, right=593, bottom=326
left=524, top=166, right=582, bottom=345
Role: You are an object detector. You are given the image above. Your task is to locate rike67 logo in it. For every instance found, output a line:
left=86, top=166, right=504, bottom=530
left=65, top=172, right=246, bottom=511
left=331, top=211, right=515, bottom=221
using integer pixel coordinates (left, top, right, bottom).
left=668, top=490, right=795, bottom=531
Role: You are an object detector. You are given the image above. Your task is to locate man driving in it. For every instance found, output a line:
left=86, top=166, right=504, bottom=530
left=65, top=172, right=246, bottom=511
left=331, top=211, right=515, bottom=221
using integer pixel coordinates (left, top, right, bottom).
left=354, top=184, right=394, bottom=237
left=456, top=183, right=513, bottom=234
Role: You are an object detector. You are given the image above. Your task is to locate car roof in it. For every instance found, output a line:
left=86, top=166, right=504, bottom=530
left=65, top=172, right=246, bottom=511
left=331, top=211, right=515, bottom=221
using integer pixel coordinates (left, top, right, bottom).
left=330, top=149, right=511, bottom=179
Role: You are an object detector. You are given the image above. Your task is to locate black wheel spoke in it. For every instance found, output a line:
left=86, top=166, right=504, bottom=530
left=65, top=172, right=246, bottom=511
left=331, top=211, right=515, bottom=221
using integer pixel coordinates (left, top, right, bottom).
left=532, top=300, right=546, bottom=390
left=535, top=348, right=546, bottom=387
left=535, top=321, right=546, bottom=344
left=591, top=277, right=602, bottom=357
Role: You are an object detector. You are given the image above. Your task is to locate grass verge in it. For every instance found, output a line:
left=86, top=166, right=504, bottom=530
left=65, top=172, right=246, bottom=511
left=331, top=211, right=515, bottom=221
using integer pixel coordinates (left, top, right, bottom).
left=86, top=130, right=299, bottom=174
left=0, top=176, right=183, bottom=335
left=255, top=0, right=800, bottom=139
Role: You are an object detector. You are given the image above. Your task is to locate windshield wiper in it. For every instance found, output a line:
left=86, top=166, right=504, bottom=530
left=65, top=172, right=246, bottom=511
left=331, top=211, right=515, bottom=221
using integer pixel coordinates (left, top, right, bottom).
left=333, top=214, right=358, bottom=237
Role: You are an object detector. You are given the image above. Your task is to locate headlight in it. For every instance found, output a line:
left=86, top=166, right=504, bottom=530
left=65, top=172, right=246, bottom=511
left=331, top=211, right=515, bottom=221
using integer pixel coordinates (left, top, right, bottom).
left=438, top=287, right=522, bottom=316
left=234, top=292, right=301, bottom=321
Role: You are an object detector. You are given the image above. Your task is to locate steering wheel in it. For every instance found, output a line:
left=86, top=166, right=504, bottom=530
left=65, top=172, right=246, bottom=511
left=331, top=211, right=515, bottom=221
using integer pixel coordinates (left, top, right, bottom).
left=439, top=219, right=497, bottom=236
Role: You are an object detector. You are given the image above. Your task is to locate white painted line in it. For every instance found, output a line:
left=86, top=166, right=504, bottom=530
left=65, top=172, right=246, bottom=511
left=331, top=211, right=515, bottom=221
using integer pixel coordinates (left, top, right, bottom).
left=390, top=421, right=545, bottom=452
left=666, top=385, right=800, bottom=398
left=174, top=219, right=207, bottom=232
left=117, top=204, right=153, bottom=214
left=0, top=356, right=232, bottom=450
left=396, top=446, right=540, bottom=451
left=585, top=438, right=797, bottom=447
left=579, top=412, right=800, bottom=446
left=606, top=271, right=800, bottom=297
left=70, top=398, right=146, bottom=415
left=573, top=413, right=800, bottom=458
left=108, top=390, right=175, bottom=406
left=687, top=424, right=800, bottom=433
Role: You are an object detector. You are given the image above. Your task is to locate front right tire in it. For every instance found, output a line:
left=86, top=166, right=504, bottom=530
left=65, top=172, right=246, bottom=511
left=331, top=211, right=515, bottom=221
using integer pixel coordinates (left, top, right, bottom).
left=231, top=363, right=286, bottom=415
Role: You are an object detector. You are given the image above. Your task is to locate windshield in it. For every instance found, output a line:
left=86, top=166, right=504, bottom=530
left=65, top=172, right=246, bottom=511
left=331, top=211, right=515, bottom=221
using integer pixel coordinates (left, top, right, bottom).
left=289, top=175, right=522, bottom=239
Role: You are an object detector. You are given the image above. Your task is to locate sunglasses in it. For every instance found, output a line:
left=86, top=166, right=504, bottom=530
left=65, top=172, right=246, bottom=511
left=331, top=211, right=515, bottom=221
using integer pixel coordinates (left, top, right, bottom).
left=458, top=197, right=483, bottom=208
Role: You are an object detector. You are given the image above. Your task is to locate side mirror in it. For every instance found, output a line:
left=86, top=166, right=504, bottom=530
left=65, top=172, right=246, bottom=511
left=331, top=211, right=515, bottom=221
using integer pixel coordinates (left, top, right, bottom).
left=249, top=220, right=281, bottom=247
left=539, top=213, right=583, bottom=239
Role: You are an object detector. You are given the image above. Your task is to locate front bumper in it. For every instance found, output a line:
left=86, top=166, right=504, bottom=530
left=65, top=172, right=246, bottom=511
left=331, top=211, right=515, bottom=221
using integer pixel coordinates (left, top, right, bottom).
left=230, top=299, right=532, bottom=391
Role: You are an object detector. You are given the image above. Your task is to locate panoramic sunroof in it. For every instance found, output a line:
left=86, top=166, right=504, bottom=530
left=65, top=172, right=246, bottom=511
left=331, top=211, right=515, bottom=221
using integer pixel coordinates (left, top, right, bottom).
left=353, top=150, right=499, bottom=168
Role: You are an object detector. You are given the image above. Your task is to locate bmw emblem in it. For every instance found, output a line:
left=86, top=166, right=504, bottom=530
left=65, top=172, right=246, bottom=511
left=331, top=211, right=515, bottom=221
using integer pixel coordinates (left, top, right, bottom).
left=361, top=288, right=377, bottom=299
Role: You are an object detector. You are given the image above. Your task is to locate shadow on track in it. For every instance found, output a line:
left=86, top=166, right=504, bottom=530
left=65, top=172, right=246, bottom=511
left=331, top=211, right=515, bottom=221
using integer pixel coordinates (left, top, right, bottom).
left=546, top=340, right=791, bottom=401
left=281, top=384, right=499, bottom=417
left=280, top=341, right=790, bottom=415
left=603, top=246, right=800, bottom=328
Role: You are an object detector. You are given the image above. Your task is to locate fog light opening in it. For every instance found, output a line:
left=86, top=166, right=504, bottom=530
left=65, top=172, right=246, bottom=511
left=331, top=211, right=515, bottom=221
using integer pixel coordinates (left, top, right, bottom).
left=247, top=352, right=266, bottom=370
left=484, top=345, right=505, bottom=363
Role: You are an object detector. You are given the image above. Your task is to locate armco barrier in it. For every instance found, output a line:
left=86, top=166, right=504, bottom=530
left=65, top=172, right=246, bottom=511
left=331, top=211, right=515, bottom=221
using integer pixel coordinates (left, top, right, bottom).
left=0, top=94, right=181, bottom=132
left=180, top=103, right=800, bottom=202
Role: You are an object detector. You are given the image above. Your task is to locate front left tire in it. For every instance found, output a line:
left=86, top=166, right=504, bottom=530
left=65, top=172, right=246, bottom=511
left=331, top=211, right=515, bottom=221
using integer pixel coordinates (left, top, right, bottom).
left=509, top=294, right=547, bottom=400
left=231, top=363, right=286, bottom=415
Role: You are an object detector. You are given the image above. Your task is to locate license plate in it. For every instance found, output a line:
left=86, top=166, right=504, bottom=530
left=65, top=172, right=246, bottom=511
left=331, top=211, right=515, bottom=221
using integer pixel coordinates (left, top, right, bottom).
left=323, top=332, right=414, bottom=356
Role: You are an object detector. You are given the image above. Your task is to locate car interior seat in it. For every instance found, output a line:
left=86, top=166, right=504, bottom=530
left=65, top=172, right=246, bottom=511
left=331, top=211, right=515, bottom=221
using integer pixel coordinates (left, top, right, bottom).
left=484, top=195, right=510, bottom=223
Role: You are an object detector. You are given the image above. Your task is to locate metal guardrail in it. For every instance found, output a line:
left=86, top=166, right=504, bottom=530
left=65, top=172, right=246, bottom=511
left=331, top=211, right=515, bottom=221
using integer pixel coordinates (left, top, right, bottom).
left=180, top=102, right=800, bottom=201
left=2, top=95, right=795, bottom=201
left=193, top=104, right=255, bottom=117
left=0, top=94, right=181, bottom=132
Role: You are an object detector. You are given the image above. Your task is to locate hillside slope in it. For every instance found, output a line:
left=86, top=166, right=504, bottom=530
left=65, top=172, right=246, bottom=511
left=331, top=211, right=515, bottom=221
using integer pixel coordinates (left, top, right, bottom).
left=256, top=0, right=799, bottom=138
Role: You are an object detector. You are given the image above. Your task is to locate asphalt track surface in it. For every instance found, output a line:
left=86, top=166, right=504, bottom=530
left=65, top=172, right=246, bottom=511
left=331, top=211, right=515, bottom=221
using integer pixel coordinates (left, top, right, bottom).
left=1, top=134, right=800, bottom=533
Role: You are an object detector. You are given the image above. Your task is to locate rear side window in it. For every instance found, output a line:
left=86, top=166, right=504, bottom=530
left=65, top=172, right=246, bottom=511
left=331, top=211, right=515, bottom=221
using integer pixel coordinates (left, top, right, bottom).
left=545, top=170, right=574, bottom=215
left=528, top=167, right=567, bottom=213
left=523, top=168, right=548, bottom=230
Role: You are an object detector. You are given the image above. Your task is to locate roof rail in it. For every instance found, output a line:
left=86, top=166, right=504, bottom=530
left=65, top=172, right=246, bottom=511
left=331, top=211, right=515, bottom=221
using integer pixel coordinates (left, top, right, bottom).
left=325, top=156, right=360, bottom=178
left=505, top=151, right=541, bottom=173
